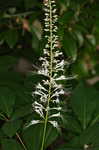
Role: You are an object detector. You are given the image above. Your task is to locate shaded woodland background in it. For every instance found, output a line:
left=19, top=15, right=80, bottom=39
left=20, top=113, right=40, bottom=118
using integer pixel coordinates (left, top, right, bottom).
left=0, top=0, right=99, bottom=150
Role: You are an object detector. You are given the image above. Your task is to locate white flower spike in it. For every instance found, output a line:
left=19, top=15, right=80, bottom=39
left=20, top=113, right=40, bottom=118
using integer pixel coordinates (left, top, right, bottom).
left=28, top=0, right=76, bottom=150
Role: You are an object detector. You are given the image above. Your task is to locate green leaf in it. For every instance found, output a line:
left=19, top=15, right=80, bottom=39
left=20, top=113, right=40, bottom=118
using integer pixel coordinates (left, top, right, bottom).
left=59, top=10, right=74, bottom=25
left=1, top=139, right=22, bottom=150
left=24, top=0, right=41, bottom=9
left=15, top=88, right=32, bottom=106
left=45, top=124, right=59, bottom=148
left=0, top=56, right=18, bottom=72
left=4, top=29, right=18, bottom=48
left=23, top=123, right=58, bottom=150
left=86, top=34, right=96, bottom=47
left=63, top=32, right=77, bottom=61
left=93, top=147, right=99, bottom=150
left=30, top=26, right=40, bottom=54
left=65, top=123, right=99, bottom=148
left=79, top=123, right=99, bottom=147
left=0, top=72, right=24, bottom=88
left=74, top=30, right=84, bottom=47
left=0, top=87, right=15, bottom=117
left=12, top=104, right=32, bottom=120
left=72, top=59, right=89, bottom=78
left=63, top=113, right=82, bottom=134
left=0, top=129, right=5, bottom=138
left=2, top=120, right=22, bottom=137
left=71, top=82, right=99, bottom=130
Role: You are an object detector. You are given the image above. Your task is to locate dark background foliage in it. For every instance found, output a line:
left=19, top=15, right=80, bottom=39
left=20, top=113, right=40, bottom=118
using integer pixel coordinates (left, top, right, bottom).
left=0, top=0, right=99, bottom=150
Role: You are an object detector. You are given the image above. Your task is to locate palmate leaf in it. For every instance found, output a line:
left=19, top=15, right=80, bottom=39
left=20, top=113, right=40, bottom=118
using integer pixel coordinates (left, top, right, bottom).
left=2, top=119, right=22, bottom=137
left=59, top=10, right=74, bottom=25
left=0, top=71, right=33, bottom=114
left=4, top=29, right=18, bottom=48
left=56, top=123, right=99, bottom=150
left=0, top=56, right=18, bottom=72
left=0, top=87, right=15, bottom=117
left=72, top=59, right=89, bottom=77
left=71, top=82, right=99, bottom=130
left=63, top=113, right=82, bottom=134
left=79, top=123, right=99, bottom=147
left=66, top=123, right=99, bottom=148
left=1, top=139, right=22, bottom=150
left=12, top=104, right=32, bottom=120
left=0, top=72, right=24, bottom=87
left=63, top=32, right=77, bottom=61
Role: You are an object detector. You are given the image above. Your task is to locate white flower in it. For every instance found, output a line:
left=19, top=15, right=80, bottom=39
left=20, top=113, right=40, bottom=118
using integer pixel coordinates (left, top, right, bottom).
left=42, top=60, right=49, bottom=67
left=53, top=8, right=57, bottom=13
left=33, top=91, right=42, bottom=96
left=53, top=26, right=58, bottom=32
left=44, top=18, right=49, bottom=22
left=45, top=13, right=49, bottom=16
left=54, top=75, right=66, bottom=81
left=40, top=95, right=48, bottom=103
left=53, top=18, right=58, bottom=23
left=25, top=120, right=41, bottom=128
left=44, top=29, right=49, bottom=32
left=31, top=120, right=40, bottom=125
left=55, top=60, right=65, bottom=70
left=34, top=89, right=46, bottom=97
left=48, top=107, right=62, bottom=111
left=53, top=14, right=58, bottom=18
left=32, top=101, right=45, bottom=118
left=43, top=49, right=49, bottom=55
left=36, top=83, right=47, bottom=92
left=45, top=24, right=50, bottom=27
left=38, top=68, right=48, bottom=76
left=49, top=112, right=61, bottom=118
left=44, top=8, right=50, bottom=12
left=45, top=44, right=50, bottom=48
left=51, top=0, right=55, bottom=4
left=53, top=97, right=59, bottom=103
left=53, top=4, right=56, bottom=7
left=54, top=51, right=63, bottom=57
left=51, top=89, right=64, bottom=98
left=49, top=121, right=59, bottom=129
left=43, top=79, right=49, bottom=85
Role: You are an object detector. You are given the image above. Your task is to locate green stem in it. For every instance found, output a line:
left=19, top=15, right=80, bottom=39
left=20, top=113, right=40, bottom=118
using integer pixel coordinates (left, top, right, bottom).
left=40, top=0, right=53, bottom=150
left=16, top=132, right=27, bottom=150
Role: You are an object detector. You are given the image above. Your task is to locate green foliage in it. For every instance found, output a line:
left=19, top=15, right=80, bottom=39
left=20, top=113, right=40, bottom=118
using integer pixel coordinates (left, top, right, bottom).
left=0, top=0, right=99, bottom=150
left=1, top=139, right=22, bottom=150
left=2, top=120, right=22, bottom=137
left=4, top=29, right=18, bottom=48
left=71, top=82, right=99, bottom=129
left=57, top=82, right=99, bottom=150
left=23, top=123, right=58, bottom=150
left=0, top=87, right=15, bottom=117
left=63, top=32, right=77, bottom=61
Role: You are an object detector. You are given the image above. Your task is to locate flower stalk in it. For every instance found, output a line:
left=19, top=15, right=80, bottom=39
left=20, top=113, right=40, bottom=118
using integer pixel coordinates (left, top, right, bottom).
left=41, top=1, right=56, bottom=149
left=29, top=0, right=68, bottom=149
